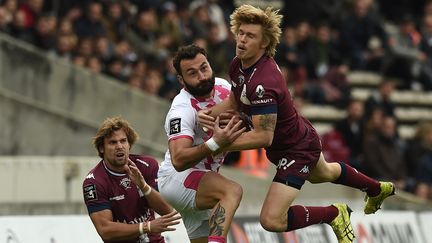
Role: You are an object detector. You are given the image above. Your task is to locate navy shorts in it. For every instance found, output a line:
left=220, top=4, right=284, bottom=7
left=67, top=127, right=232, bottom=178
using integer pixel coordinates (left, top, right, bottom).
left=267, top=125, right=322, bottom=189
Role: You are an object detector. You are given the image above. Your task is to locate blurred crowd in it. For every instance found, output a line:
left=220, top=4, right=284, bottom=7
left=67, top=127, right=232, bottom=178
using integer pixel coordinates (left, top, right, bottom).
left=1, top=0, right=432, bottom=199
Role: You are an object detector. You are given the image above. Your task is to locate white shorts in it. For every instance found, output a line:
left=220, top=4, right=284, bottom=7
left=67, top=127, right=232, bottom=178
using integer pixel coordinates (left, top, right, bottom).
left=158, top=168, right=210, bottom=239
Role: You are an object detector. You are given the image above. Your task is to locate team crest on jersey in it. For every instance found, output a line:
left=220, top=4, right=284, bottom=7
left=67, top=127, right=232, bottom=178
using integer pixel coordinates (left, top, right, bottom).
left=255, top=84, right=265, bottom=98
left=120, top=178, right=132, bottom=189
left=169, top=118, right=181, bottom=135
left=238, top=75, right=245, bottom=86
left=83, top=184, right=97, bottom=201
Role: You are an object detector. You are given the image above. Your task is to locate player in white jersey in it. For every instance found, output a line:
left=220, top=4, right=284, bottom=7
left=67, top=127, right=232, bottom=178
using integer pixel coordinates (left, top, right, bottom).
left=158, top=45, right=245, bottom=243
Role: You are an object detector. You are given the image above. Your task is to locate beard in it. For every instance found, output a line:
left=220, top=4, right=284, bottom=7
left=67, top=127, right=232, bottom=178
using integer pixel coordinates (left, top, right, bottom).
left=184, top=74, right=215, bottom=97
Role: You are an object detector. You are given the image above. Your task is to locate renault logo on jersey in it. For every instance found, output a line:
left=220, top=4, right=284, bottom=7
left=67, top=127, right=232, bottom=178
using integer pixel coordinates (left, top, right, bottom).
left=256, top=84, right=265, bottom=98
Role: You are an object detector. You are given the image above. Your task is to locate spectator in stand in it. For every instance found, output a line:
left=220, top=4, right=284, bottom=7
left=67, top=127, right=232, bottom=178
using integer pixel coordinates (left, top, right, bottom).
left=364, top=107, right=385, bottom=139
left=363, top=116, right=407, bottom=190
left=176, top=4, right=194, bottom=44
left=0, top=6, right=11, bottom=33
left=339, top=0, right=388, bottom=71
left=334, top=99, right=365, bottom=169
left=87, top=55, right=102, bottom=73
left=18, top=0, right=45, bottom=29
left=32, top=13, right=57, bottom=51
left=76, top=37, right=94, bottom=58
left=1, top=0, right=17, bottom=23
left=72, top=54, right=86, bottom=67
left=126, top=8, right=168, bottom=60
left=130, top=58, right=148, bottom=78
left=104, top=57, right=125, bottom=82
left=303, top=21, right=351, bottom=108
left=418, top=14, right=432, bottom=90
left=74, top=1, right=106, bottom=38
left=142, top=68, right=163, bottom=96
left=189, top=2, right=211, bottom=39
left=292, top=20, right=313, bottom=98
left=94, top=35, right=114, bottom=64
left=52, top=33, right=75, bottom=60
left=9, top=9, right=34, bottom=42
left=128, top=74, right=144, bottom=91
left=405, top=122, right=432, bottom=199
left=420, top=14, right=432, bottom=62
left=159, top=2, right=183, bottom=52
left=386, top=14, right=432, bottom=90
left=158, top=56, right=182, bottom=101
left=206, top=22, right=232, bottom=79
left=101, top=1, right=128, bottom=42
left=364, top=79, right=396, bottom=119
left=275, top=26, right=300, bottom=88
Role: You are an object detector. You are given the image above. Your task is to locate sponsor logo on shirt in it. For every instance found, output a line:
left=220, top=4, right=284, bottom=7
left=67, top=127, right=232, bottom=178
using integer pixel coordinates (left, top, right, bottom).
left=109, top=195, right=125, bottom=201
left=277, top=158, right=295, bottom=170
left=83, top=184, right=97, bottom=201
left=251, top=98, right=273, bottom=104
left=255, top=84, right=265, bottom=98
left=169, top=118, right=181, bottom=135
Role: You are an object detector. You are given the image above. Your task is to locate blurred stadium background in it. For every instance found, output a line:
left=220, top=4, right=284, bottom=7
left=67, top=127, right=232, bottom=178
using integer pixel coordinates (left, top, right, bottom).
left=1, top=0, right=432, bottom=242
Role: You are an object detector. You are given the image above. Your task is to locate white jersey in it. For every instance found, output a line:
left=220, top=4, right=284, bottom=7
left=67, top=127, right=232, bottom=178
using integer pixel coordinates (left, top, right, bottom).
left=159, top=78, right=231, bottom=177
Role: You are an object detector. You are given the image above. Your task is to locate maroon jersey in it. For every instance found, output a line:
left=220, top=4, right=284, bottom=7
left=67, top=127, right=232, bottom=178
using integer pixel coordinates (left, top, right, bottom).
left=83, top=154, right=164, bottom=243
left=229, top=56, right=321, bottom=188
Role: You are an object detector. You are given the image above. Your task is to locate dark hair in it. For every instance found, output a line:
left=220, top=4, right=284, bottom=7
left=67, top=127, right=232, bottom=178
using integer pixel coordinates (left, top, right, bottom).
left=172, top=44, right=207, bottom=76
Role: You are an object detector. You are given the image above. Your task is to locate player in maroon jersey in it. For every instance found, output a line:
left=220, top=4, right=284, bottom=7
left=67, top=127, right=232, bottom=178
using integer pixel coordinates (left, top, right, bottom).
left=198, top=5, right=395, bottom=243
left=83, top=117, right=181, bottom=243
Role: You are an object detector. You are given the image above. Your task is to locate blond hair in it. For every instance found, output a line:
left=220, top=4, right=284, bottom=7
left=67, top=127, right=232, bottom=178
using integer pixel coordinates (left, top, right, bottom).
left=92, top=117, right=139, bottom=158
left=230, top=4, right=282, bottom=57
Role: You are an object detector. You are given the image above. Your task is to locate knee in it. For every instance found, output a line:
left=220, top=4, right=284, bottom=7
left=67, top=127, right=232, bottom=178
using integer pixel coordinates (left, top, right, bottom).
left=225, top=181, right=243, bottom=205
left=259, top=211, right=284, bottom=232
left=310, top=162, right=339, bottom=183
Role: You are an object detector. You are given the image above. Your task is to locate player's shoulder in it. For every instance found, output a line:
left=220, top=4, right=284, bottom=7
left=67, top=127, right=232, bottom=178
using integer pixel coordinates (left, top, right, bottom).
left=83, top=160, right=104, bottom=185
left=130, top=154, right=159, bottom=168
left=257, top=56, right=280, bottom=74
left=215, top=77, right=231, bottom=88
left=170, top=89, right=195, bottom=110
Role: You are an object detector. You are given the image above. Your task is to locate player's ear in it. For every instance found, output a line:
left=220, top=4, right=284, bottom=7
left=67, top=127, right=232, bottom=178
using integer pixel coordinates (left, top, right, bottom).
left=260, top=36, right=270, bottom=49
left=177, top=75, right=185, bottom=85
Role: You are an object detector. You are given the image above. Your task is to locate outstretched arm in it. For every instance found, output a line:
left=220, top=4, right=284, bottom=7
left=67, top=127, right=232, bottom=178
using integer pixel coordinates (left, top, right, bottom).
left=223, top=113, right=276, bottom=151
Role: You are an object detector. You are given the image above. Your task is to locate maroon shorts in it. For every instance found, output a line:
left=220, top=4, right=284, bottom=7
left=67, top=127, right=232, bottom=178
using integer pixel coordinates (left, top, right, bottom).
left=267, top=125, right=322, bottom=189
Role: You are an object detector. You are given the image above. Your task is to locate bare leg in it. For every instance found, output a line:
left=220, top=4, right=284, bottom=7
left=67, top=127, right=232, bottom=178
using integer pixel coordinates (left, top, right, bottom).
left=260, top=182, right=300, bottom=232
left=195, top=171, right=243, bottom=238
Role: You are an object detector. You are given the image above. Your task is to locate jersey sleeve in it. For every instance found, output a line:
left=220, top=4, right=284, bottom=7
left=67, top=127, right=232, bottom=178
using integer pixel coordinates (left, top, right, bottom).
left=247, top=75, right=279, bottom=115
left=165, top=104, right=195, bottom=141
left=83, top=176, right=110, bottom=214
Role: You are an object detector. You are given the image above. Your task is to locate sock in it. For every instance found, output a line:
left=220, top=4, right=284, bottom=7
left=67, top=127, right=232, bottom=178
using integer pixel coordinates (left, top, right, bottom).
left=333, top=162, right=381, bottom=197
left=286, top=205, right=338, bottom=231
left=208, top=235, right=225, bottom=243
